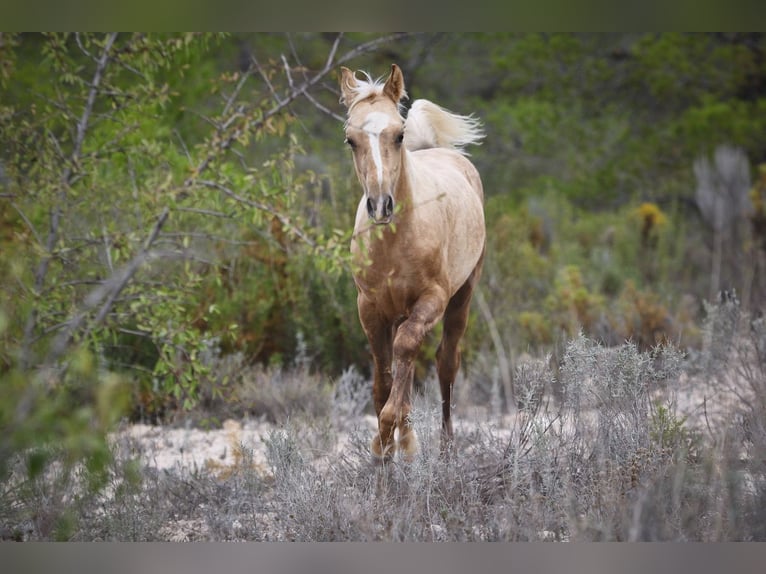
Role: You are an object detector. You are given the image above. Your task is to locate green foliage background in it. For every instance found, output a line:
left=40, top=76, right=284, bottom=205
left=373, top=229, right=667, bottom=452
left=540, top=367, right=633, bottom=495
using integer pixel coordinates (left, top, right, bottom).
left=2, top=32, right=766, bottom=490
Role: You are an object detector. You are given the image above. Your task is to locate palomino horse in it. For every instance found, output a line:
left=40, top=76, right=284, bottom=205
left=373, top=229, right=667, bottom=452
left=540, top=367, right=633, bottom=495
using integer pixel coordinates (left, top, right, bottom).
left=339, top=64, right=486, bottom=461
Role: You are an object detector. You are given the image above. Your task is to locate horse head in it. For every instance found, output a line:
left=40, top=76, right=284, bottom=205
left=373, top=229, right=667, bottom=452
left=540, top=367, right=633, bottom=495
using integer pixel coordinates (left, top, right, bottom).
left=340, top=64, right=407, bottom=225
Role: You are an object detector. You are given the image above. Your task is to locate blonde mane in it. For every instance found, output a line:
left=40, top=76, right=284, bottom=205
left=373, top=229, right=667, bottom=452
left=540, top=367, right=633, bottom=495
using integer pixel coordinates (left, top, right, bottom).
left=404, top=99, right=485, bottom=156
left=340, top=68, right=484, bottom=157
left=339, top=71, right=408, bottom=112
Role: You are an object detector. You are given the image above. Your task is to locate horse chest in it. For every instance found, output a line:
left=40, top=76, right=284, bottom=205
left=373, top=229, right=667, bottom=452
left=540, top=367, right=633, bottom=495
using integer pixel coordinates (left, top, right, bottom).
left=355, top=261, right=438, bottom=317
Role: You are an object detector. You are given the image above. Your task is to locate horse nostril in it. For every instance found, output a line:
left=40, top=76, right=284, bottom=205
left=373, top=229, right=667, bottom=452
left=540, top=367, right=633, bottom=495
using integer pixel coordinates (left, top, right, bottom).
left=385, top=195, right=394, bottom=217
left=366, top=197, right=375, bottom=218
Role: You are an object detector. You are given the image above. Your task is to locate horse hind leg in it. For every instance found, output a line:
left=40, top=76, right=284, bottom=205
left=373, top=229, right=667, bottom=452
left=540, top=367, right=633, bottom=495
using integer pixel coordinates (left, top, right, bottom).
left=437, top=251, right=485, bottom=454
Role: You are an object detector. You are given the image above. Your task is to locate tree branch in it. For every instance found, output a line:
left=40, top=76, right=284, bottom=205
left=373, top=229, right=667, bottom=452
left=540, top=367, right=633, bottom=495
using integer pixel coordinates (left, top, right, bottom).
left=46, top=207, right=169, bottom=365
left=252, top=55, right=284, bottom=105
left=71, top=33, right=118, bottom=177
left=183, top=33, right=410, bottom=188
left=21, top=32, right=118, bottom=370
left=335, top=33, right=412, bottom=67
left=197, top=179, right=317, bottom=249
left=9, top=201, right=43, bottom=246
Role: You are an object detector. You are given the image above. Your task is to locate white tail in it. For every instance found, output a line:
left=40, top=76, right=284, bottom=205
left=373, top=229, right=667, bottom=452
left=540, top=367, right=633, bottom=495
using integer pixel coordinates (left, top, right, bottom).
left=404, top=99, right=484, bottom=155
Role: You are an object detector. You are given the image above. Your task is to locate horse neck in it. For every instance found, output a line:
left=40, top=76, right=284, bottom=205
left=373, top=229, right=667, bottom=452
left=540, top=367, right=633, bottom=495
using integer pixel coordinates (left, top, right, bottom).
left=394, top=149, right=416, bottom=221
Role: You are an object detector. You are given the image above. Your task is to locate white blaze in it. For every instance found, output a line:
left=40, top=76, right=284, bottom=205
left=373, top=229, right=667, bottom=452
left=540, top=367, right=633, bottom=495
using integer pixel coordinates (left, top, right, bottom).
left=363, top=111, right=391, bottom=186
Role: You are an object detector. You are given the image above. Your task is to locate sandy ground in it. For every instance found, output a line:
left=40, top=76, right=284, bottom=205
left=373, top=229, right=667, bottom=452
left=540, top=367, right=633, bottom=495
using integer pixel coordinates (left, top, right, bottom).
left=114, top=414, right=380, bottom=476
left=119, top=419, right=276, bottom=473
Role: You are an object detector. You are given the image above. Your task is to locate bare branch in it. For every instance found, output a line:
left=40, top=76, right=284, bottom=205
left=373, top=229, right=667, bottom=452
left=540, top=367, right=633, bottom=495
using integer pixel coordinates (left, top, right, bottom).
left=302, top=88, right=347, bottom=123
left=173, top=128, right=193, bottom=165
left=335, top=33, right=411, bottom=67
left=74, top=33, right=94, bottom=61
left=252, top=55, right=284, bottom=105
left=222, top=64, right=254, bottom=117
left=475, top=286, right=513, bottom=408
left=46, top=207, right=170, bottom=365
left=220, top=105, right=245, bottom=132
left=281, top=53, right=296, bottom=90
left=160, top=231, right=257, bottom=246
left=102, top=225, right=114, bottom=273
left=175, top=206, right=233, bottom=218
left=324, top=33, right=343, bottom=71
left=71, top=33, right=118, bottom=174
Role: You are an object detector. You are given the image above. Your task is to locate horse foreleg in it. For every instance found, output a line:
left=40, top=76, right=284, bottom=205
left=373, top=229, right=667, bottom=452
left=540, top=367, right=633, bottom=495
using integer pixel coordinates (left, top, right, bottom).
left=358, top=297, right=395, bottom=461
left=369, top=325, right=395, bottom=461
left=380, top=290, right=448, bottom=461
left=437, top=252, right=484, bottom=454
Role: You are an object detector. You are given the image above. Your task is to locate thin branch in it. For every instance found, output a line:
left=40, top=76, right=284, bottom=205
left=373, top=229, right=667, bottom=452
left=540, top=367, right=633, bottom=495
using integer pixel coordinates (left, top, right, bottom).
left=286, top=32, right=303, bottom=76
left=197, top=179, right=316, bottom=249
left=127, top=155, right=143, bottom=229
left=252, top=55, right=284, bottom=105
left=160, top=231, right=257, bottom=246
left=281, top=53, right=296, bottom=90
left=325, top=33, right=343, bottom=70
left=229, top=147, right=251, bottom=171
left=302, top=88, right=347, bottom=123
left=46, top=207, right=169, bottom=365
left=71, top=33, right=118, bottom=172
left=9, top=202, right=43, bottom=246
left=281, top=33, right=349, bottom=122
left=223, top=64, right=254, bottom=117
left=475, top=286, right=514, bottom=409
left=220, top=106, right=245, bottom=132
left=184, top=107, right=222, bottom=130
left=116, top=326, right=153, bottom=338
left=45, top=128, right=68, bottom=164
left=335, top=33, right=411, bottom=67
left=45, top=278, right=106, bottom=290
left=175, top=206, right=233, bottom=218
left=173, top=128, right=193, bottom=165
left=284, top=33, right=343, bottom=123
left=91, top=210, right=168, bottom=328
left=74, top=33, right=94, bottom=61
left=216, top=68, right=254, bottom=132
left=102, top=225, right=114, bottom=272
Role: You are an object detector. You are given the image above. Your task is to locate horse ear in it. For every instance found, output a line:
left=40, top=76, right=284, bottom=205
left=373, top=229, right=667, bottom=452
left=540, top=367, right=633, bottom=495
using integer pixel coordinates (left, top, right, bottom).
left=383, top=64, right=406, bottom=103
left=339, top=66, right=358, bottom=108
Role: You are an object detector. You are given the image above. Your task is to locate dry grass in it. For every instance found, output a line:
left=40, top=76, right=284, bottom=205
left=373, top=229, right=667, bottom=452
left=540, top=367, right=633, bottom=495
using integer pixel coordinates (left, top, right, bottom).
left=2, top=298, right=766, bottom=541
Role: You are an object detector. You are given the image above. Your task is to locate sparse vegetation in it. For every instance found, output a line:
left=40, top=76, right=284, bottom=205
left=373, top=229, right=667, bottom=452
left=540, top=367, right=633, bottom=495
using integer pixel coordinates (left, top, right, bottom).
left=2, top=299, right=765, bottom=541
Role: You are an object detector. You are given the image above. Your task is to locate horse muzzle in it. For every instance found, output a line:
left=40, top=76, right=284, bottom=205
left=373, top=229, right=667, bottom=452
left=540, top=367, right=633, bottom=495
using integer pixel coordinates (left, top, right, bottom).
left=366, top=194, right=395, bottom=224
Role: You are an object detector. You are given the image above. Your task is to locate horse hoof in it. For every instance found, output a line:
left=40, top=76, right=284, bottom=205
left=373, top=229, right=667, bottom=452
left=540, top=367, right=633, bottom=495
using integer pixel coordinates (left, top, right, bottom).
left=370, top=435, right=396, bottom=462
left=398, top=430, right=419, bottom=462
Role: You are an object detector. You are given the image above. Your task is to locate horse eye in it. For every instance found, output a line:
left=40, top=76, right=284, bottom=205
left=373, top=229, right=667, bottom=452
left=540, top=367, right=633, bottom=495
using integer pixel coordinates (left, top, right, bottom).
left=345, top=137, right=357, bottom=149
left=395, top=132, right=404, bottom=144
